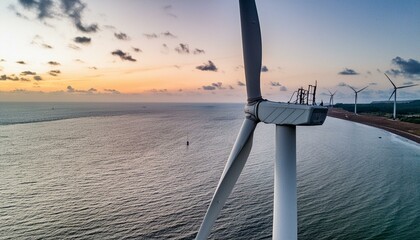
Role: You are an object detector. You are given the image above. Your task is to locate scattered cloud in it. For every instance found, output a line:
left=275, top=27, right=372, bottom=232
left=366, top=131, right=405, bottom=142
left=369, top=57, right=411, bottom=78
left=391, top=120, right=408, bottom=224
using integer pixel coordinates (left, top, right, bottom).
left=338, top=68, right=359, bottom=75
left=33, top=75, right=42, bottom=81
left=229, top=85, right=234, bottom=90
left=161, top=31, right=176, bottom=38
left=150, top=88, right=168, bottom=93
left=48, top=61, right=60, bottom=65
left=74, top=36, right=91, bottom=44
left=389, top=56, right=420, bottom=78
left=196, top=60, right=217, bottom=72
left=280, top=86, right=287, bottom=91
left=337, top=82, right=347, bottom=87
left=88, top=66, right=97, bottom=70
left=202, top=85, right=216, bottom=90
left=49, top=70, right=61, bottom=76
left=193, top=48, right=205, bottom=54
left=67, top=85, right=97, bottom=93
left=270, top=81, right=281, bottom=87
left=369, top=82, right=377, bottom=86
left=104, top=88, right=120, bottom=94
left=68, top=44, right=81, bottom=50
left=211, top=82, right=225, bottom=89
left=16, top=61, right=26, bottom=64
left=132, top=47, right=141, bottom=52
left=20, top=71, right=36, bottom=76
left=114, top=32, right=130, bottom=40
left=42, top=43, right=53, bottom=49
left=163, top=5, right=177, bottom=18
left=16, top=0, right=99, bottom=33
left=175, top=43, right=190, bottom=54
left=1, top=74, right=20, bottom=81
left=261, top=65, right=269, bottom=72
left=111, top=49, right=136, bottom=62
left=144, top=33, right=158, bottom=39
left=237, top=81, right=245, bottom=86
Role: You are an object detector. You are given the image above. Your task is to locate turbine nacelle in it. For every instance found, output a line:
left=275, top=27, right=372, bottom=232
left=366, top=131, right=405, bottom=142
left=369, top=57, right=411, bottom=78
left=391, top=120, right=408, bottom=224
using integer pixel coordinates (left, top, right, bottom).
left=245, top=101, right=328, bottom=126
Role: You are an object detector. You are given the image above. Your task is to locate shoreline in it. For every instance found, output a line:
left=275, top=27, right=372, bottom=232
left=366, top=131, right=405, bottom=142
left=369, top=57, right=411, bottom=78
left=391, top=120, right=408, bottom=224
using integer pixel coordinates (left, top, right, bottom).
left=327, top=108, right=420, bottom=144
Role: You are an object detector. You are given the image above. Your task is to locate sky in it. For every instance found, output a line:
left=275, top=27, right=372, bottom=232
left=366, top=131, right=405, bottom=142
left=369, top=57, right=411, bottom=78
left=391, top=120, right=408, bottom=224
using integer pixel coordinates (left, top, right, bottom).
left=0, top=0, right=419, bottom=103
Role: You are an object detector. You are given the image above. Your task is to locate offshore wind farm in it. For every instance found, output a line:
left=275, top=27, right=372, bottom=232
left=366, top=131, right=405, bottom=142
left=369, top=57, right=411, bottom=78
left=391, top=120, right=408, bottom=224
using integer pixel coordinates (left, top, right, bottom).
left=0, top=0, right=419, bottom=239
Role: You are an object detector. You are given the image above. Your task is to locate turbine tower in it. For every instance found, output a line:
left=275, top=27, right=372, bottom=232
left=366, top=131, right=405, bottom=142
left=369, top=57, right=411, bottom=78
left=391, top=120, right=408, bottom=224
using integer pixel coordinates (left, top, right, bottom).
left=195, top=1, right=328, bottom=239
left=384, top=73, right=418, bottom=120
left=348, top=85, right=368, bottom=114
left=326, top=89, right=337, bottom=107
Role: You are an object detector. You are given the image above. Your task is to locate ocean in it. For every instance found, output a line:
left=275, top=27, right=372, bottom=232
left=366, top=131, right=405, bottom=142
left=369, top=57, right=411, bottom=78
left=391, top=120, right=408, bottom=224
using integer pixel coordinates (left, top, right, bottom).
left=0, top=102, right=419, bottom=239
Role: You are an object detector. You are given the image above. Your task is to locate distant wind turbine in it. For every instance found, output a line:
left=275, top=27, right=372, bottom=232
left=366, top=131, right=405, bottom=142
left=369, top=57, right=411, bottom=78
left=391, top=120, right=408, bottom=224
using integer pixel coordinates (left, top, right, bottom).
left=348, top=85, right=368, bottom=114
left=384, top=73, right=418, bottom=120
left=195, top=1, right=328, bottom=239
left=326, top=89, right=337, bottom=107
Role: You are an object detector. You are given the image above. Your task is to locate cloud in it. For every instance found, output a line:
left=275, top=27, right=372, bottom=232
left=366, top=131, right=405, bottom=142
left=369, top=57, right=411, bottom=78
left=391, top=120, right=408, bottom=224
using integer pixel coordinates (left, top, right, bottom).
left=48, top=61, right=60, bottom=65
left=0, top=74, right=20, bottom=81
left=42, top=43, right=53, bottom=49
left=67, top=85, right=97, bottom=93
left=33, top=75, right=42, bottom=81
left=202, top=85, right=216, bottom=90
left=111, top=50, right=136, bottom=62
left=161, top=31, right=176, bottom=38
left=150, top=88, right=168, bottom=93
left=337, top=82, right=347, bottom=87
left=16, top=61, right=26, bottom=64
left=338, top=68, right=359, bottom=75
left=104, top=88, right=120, bottom=94
left=196, top=60, right=218, bottom=72
left=144, top=33, right=158, bottom=39
left=237, top=81, right=245, bottom=86
left=163, top=5, right=177, bottom=18
left=74, top=36, right=91, bottom=44
left=132, top=47, right=141, bottom=52
left=114, top=32, right=130, bottom=40
left=261, top=65, right=269, bottom=72
left=68, top=44, right=81, bottom=50
left=229, top=85, right=234, bottom=90
left=88, top=66, right=97, bottom=70
left=369, top=82, right=377, bottom=86
left=193, top=48, right=205, bottom=54
left=211, top=82, right=225, bottom=89
left=49, top=70, right=61, bottom=76
left=175, top=43, right=190, bottom=54
left=270, top=81, right=281, bottom=87
left=280, top=86, right=287, bottom=91
left=20, top=71, right=36, bottom=76
left=17, top=0, right=99, bottom=33
left=389, top=56, right=420, bottom=78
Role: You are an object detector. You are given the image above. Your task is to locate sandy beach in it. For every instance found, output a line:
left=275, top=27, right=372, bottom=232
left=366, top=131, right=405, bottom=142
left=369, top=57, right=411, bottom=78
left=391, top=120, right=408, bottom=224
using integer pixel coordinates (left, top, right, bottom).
left=327, top=108, right=420, bottom=144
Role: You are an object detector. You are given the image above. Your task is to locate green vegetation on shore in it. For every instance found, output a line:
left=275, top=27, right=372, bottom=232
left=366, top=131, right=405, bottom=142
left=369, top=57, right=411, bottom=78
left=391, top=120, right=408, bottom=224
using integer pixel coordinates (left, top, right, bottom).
left=335, top=100, right=420, bottom=124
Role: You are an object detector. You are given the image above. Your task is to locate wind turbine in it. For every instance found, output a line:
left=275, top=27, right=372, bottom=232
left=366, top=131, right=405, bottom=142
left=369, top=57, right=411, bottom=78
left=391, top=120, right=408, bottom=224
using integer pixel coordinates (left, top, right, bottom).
left=384, top=73, right=418, bottom=120
left=326, top=89, right=337, bottom=107
left=347, top=85, right=368, bottom=114
left=195, top=1, right=328, bottom=239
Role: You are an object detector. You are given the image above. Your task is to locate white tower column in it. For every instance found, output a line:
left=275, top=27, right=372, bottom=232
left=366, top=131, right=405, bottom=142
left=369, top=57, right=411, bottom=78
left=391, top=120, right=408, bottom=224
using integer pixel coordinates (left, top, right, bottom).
left=273, top=125, right=297, bottom=240
left=393, top=91, right=397, bottom=120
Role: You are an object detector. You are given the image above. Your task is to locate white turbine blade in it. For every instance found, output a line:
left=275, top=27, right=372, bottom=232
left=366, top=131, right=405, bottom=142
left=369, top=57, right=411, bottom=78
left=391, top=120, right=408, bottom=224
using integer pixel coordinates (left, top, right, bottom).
left=333, top=90, right=337, bottom=95
left=384, top=73, right=396, bottom=88
left=397, top=84, right=419, bottom=89
left=389, top=90, right=395, bottom=101
left=347, top=85, right=356, bottom=92
left=240, top=0, right=262, bottom=103
left=196, top=118, right=257, bottom=239
left=357, top=86, right=368, bottom=93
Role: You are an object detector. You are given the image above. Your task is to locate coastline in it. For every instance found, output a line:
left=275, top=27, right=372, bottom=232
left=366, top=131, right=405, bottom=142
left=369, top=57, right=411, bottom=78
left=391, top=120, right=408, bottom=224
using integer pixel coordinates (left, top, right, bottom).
left=327, top=108, right=420, bottom=144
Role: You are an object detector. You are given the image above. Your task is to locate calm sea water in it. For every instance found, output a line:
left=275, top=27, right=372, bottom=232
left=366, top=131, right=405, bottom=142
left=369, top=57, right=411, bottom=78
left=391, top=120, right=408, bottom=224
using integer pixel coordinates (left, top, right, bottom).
left=0, top=102, right=419, bottom=239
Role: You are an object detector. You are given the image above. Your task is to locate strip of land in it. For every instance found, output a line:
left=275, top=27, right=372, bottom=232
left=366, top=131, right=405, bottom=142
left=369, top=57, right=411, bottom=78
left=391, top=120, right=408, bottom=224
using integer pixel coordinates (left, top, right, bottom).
left=327, top=108, right=420, bottom=144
